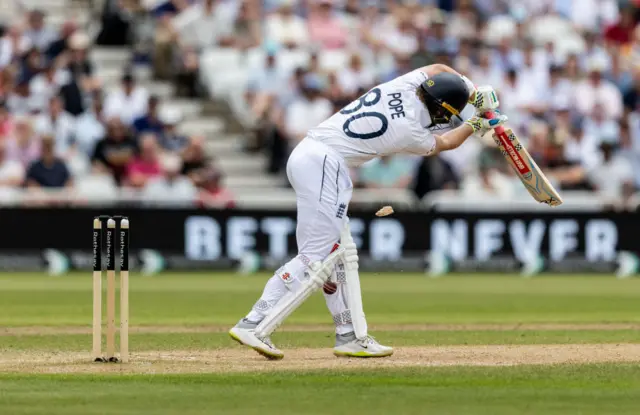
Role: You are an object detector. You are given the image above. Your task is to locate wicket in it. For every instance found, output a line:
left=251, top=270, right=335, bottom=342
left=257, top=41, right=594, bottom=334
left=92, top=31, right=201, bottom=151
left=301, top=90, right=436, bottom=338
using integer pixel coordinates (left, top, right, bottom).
left=92, top=215, right=130, bottom=363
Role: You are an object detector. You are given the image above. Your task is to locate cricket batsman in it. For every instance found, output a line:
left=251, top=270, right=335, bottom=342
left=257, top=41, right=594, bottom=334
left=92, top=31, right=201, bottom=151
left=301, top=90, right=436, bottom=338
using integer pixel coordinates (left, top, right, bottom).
left=229, top=64, right=506, bottom=359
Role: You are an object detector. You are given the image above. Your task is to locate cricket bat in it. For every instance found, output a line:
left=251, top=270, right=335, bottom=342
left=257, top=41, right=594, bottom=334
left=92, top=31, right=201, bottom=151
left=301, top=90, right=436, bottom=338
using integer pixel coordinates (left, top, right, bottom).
left=487, top=112, right=563, bottom=206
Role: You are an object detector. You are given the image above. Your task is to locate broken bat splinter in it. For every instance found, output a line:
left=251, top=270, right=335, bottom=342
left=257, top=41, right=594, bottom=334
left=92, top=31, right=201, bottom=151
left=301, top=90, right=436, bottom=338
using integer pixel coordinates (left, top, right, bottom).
left=375, top=206, right=394, bottom=217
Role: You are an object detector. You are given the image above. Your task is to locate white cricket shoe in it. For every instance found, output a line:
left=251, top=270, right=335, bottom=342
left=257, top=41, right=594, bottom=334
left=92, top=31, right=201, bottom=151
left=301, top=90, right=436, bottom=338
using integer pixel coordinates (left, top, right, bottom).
left=333, top=332, right=394, bottom=358
left=229, top=319, right=284, bottom=360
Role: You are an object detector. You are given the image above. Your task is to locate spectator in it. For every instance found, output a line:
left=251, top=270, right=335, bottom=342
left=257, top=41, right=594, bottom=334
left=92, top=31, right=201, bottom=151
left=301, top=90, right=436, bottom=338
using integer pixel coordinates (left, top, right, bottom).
left=92, top=119, right=138, bottom=184
left=0, top=139, right=25, bottom=188
left=33, top=96, right=76, bottom=157
left=45, top=21, right=77, bottom=61
left=360, top=156, right=414, bottom=189
left=143, top=154, right=197, bottom=205
left=337, top=53, right=375, bottom=96
left=230, top=0, right=260, bottom=50
left=7, top=78, right=36, bottom=116
left=103, top=73, right=149, bottom=126
left=308, top=0, right=348, bottom=49
left=158, top=107, right=189, bottom=152
left=6, top=116, right=40, bottom=167
left=75, top=93, right=106, bottom=157
left=588, top=139, right=635, bottom=206
left=195, top=165, right=235, bottom=208
left=25, top=136, right=72, bottom=188
left=29, top=61, right=67, bottom=113
left=0, top=25, right=31, bottom=69
left=425, top=13, right=459, bottom=58
left=0, top=100, right=14, bottom=136
left=283, top=74, right=332, bottom=144
left=265, top=0, right=309, bottom=50
left=604, top=7, right=636, bottom=46
left=133, top=95, right=164, bottom=135
left=246, top=52, right=288, bottom=123
left=24, top=10, right=57, bottom=52
left=181, top=135, right=208, bottom=178
left=20, top=48, right=44, bottom=84
left=125, top=133, right=163, bottom=188
left=67, top=31, right=99, bottom=92
left=172, top=0, right=237, bottom=50
left=461, top=163, right=516, bottom=199
left=574, top=57, right=623, bottom=120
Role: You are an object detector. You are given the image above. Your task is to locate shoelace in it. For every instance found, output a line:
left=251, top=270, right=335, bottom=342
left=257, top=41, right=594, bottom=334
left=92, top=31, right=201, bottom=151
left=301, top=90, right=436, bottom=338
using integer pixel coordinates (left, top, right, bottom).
left=356, top=335, right=378, bottom=346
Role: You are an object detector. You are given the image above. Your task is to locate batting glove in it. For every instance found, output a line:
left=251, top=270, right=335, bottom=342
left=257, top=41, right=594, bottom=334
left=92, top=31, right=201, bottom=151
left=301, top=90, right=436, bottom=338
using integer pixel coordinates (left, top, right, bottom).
left=464, top=111, right=508, bottom=136
left=470, top=85, right=500, bottom=112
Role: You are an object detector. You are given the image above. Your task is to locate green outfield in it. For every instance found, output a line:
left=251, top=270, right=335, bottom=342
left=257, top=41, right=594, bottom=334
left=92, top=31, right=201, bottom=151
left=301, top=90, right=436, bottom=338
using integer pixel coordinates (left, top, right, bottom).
left=0, top=273, right=639, bottom=414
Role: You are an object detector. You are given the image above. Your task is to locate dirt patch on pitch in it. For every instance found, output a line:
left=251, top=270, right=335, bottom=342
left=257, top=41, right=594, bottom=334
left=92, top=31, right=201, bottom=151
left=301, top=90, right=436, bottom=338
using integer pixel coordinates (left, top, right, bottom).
left=3, top=323, right=640, bottom=336
left=1, top=344, right=640, bottom=374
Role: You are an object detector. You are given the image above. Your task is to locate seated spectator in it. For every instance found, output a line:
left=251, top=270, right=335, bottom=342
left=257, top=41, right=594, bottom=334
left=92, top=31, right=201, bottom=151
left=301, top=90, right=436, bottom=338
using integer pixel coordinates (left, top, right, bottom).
left=25, top=136, right=72, bottom=188
left=604, top=7, right=636, bottom=47
left=195, top=165, right=235, bottom=208
left=103, top=73, right=149, bottom=126
left=588, top=139, right=635, bottom=206
left=24, top=10, right=57, bottom=52
left=265, top=0, right=309, bottom=49
left=125, top=133, right=163, bottom=188
left=0, top=68, right=14, bottom=100
left=67, top=31, right=99, bottom=92
left=133, top=95, right=164, bottom=135
left=20, top=48, right=45, bottom=83
left=172, top=0, right=237, bottom=50
left=246, top=52, right=288, bottom=122
left=425, top=14, right=459, bottom=59
left=92, top=119, right=138, bottom=184
left=283, top=74, right=332, bottom=143
left=574, top=57, right=623, bottom=120
left=6, top=116, right=40, bottom=167
left=45, top=21, right=77, bottom=61
left=231, top=0, right=260, bottom=50
left=29, top=60, right=68, bottom=113
left=181, top=135, right=208, bottom=178
left=0, top=140, right=25, bottom=188
left=461, top=162, right=519, bottom=199
left=0, top=25, right=31, bottom=69
left=174, top=46, right=201, bottom=98
left=7, top=78, right=36, bottom=116
left=143, top=154, right=197, bottom=205
left=337, top=53, right=375, bottom=97
left=75, top=93, right=106, bottom=157
left=33, top=96, right=76, bottom=157
left=360, top=156, right=414, bottom=189
left=158, top=107, right=189, bottom=152
left=308, top=0, right=348, bottom=49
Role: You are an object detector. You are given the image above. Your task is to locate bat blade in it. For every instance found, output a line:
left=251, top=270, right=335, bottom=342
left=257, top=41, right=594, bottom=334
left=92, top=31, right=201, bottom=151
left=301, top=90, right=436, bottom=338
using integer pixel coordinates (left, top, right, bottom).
left=492, top=127, right=563, bottom=206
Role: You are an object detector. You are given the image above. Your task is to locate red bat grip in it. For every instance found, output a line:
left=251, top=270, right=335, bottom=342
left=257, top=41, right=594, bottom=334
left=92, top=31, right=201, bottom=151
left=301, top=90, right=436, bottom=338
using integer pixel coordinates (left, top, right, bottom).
left=484, top=111, right=506, bottom=135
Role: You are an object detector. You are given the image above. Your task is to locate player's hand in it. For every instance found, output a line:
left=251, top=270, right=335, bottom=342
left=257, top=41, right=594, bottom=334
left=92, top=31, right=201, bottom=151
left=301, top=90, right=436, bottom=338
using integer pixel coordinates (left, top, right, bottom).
left=464, top=111, right=508, bottom=136
left=470, top=85, right=500, bottom=112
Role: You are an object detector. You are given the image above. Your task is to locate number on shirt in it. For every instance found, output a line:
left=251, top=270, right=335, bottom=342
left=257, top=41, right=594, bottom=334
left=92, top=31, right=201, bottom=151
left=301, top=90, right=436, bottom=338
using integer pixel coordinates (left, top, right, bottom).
left=339, top=88, right=388, bottom=140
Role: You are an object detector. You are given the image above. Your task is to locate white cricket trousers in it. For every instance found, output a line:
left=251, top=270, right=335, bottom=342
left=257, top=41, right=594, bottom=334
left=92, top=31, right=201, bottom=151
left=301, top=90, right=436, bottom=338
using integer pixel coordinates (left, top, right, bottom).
left=245, top=138, right=353, bottom=324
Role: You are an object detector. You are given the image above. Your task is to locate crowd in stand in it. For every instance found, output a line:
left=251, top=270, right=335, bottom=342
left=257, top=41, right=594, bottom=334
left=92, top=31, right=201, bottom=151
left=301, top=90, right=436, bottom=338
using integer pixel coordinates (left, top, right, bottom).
left=158, top=0, right=640, bottom=209
left=0, top=4, right=234, bottom=207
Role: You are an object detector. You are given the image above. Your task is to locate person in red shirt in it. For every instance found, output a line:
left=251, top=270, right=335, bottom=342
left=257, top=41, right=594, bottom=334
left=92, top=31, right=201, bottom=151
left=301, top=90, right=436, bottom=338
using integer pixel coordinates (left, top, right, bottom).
left=195, top=165, right=235, bottom=209
left=125, top=133, right=162, bottom=188
left=605, top=7, right=637, bottom=46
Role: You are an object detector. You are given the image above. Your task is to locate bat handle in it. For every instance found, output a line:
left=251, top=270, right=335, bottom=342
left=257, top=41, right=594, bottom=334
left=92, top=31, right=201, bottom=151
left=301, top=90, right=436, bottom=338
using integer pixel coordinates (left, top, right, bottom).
left=484, top=111, right=506, bottom=135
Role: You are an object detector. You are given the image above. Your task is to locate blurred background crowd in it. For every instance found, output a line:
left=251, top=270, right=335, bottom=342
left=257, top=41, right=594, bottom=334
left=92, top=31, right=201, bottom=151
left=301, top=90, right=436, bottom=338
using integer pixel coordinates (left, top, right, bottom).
left=1, top=0, right=640, bottom=210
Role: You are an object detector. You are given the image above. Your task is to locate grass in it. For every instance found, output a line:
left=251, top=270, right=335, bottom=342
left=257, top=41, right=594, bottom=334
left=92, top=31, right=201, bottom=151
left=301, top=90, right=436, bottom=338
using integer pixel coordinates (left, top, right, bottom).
left=0, top=272, right=639, bottom=414
left=1, top=365, right=640, bottom=415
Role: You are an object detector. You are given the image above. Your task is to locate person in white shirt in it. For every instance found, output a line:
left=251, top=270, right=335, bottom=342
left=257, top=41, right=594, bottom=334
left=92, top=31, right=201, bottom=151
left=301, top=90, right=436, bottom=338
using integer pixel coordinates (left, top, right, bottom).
left=24, top=10, right=57, bottom=51
left=0, top=140, right=25, bottom=187
left=172, top=0, right=237, bottom=49
left=264, top=0, right=309, bottom=49
left=573, top=58, right=623, bottom=120
left=29, top=62, right=69, bottom=113
left=33, top=96, right=76, bottom=157
left=230, top=65, right=507, bottom=360
left=284, top=74, right=333, bottom=143
left=103, top=73, right=149, bottom=126
left=336, top=53, right=375, bottom=96
left=143, top=154, right=197, bottom=207
left=74, top=94, right=106, bottom=157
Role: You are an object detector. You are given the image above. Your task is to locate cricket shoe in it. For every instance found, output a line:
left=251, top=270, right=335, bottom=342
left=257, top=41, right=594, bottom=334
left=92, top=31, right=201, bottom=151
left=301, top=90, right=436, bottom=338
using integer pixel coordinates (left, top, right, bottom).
left=228, top=318, right=284, bottom=360
left=333, top=332, right=394, bottom=358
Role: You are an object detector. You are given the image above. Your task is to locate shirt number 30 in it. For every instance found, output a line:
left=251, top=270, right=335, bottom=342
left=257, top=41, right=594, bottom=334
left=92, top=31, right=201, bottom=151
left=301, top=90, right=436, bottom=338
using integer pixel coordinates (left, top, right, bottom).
left=340, top=88, right=388, bottom=140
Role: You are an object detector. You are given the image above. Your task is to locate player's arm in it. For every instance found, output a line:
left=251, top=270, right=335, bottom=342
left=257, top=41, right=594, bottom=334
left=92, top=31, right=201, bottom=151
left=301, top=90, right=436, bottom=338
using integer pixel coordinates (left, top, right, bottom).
left=432, top=112, right=508, bottom=155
